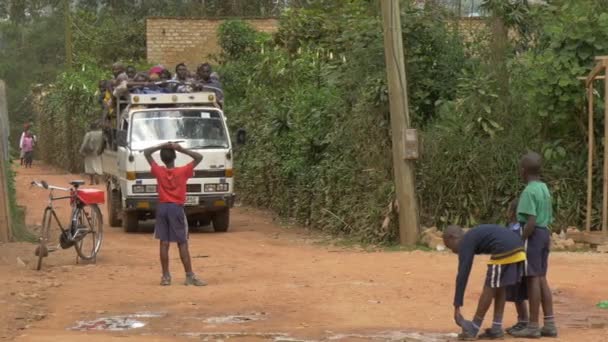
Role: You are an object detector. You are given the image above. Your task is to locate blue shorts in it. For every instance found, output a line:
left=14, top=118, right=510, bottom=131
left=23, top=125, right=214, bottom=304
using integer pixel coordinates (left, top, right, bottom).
left=154, top=203, right=188, bottom=243
left=524, top=227, right=550, bottom=277
left=506, top=278, right=528, bottom=302
left=485, top=261, right=525, bottom=289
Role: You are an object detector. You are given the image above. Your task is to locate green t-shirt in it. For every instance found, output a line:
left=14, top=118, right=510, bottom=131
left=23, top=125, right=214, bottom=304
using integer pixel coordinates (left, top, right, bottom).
left=517, top=180, right=553, bottom=228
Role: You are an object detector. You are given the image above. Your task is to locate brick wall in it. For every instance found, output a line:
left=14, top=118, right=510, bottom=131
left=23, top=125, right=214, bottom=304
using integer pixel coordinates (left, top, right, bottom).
left=146, top=17, right=278, bottom=70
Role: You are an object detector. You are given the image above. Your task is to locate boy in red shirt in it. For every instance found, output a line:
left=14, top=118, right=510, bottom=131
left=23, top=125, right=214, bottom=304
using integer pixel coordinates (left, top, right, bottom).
left=144, top=142, right=206, bottom=286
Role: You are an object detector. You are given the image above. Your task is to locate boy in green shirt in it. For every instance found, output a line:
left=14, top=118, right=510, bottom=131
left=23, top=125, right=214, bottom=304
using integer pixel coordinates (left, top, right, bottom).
left=511, top=152, right=558, bottom=338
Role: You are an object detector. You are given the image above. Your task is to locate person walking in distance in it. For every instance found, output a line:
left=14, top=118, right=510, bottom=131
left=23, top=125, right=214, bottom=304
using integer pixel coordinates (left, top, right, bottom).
left=143, top=142, right=207, bottom=286
left=79, top=122, right=105, bottom=185
left=21, top=132, right=35, bottom=168
left=19, top=123, right=31, bottom=166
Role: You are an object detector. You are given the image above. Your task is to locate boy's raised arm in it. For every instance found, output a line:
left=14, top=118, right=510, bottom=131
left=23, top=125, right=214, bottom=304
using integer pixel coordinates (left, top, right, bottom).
left=143, top=142, right=171, bottom=166
left=174, top=144, right=203, bottom=167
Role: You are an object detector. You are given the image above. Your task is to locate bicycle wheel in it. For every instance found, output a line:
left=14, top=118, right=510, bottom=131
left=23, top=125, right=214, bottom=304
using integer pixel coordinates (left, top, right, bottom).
left=74, top=204, right=103, bottom=261
left=36, top=208, right=52, bottom=271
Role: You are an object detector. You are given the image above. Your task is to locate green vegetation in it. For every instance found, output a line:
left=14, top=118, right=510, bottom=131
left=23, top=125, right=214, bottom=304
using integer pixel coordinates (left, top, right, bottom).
left=3, top=0, right=608, bottom=243
left=4, top=158, right=32, bottom=241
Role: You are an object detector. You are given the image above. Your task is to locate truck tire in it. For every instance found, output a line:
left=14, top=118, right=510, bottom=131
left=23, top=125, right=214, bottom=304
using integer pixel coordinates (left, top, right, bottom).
left=107, top=186, right=122, bottom=227
left=187, top=216, right=200, bottom=228
left=212, top=209, right=230, bottom=232
left=122, top=210, right=139, bottom=233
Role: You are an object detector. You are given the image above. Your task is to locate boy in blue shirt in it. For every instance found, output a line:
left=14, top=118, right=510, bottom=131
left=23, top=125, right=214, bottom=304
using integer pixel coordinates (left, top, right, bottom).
left=443, top=224, right=526, bottom=340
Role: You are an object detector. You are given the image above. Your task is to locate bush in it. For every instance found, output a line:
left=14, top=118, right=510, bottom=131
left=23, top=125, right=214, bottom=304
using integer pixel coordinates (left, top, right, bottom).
left=218, top=2, right=469, bottom=243
left=34, top=62, right=106, bottom=173
left=4, top=158, right=32, bottom=241
left=218, top=20, right=260, bottom=60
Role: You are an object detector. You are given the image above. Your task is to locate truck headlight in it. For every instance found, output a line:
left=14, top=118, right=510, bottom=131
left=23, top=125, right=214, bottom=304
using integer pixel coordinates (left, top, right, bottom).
left=145, top=185, right=157, bottom=193
left=132, top=185, right=145, bottom=193
left=204, top=184, right=216, bottom=192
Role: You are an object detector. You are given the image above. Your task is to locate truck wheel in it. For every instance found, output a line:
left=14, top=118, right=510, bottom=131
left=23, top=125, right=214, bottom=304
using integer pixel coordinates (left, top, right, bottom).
left=187, top=216, right=200, bottom=228
left=122, top=210, right=139, bottom=233
left=212, top=209, right=230, bottom=232
left=107, top=186, right=122, bottom=227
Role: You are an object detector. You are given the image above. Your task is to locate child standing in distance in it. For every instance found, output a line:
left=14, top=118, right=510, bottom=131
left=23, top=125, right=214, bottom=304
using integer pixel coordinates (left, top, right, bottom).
left=443, top=224, right=527, bottom=340
left=21, top=132, right=35, bottom=168
left=143, top=142, right=207, bottom=287
left=19, top=123, right=30, bottom=166
left=511, top=152, right=558, bottom=338
left=505, top=199, right=530, bottom=335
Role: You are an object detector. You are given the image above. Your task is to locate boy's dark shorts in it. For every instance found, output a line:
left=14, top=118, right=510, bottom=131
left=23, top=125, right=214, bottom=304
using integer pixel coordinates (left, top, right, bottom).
left=506, top=279, right=528, bottom=302
left=485, top=261, right=525, bottom=289
left=525, top=227, right=550, bottom=277
left=154, top=203, right=188, bottom=243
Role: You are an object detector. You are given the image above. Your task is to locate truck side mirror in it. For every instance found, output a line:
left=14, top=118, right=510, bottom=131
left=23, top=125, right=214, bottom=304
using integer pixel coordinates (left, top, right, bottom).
left=236, top=128, right=247, bottom=145
left=117, top=130, right=128, bottom=147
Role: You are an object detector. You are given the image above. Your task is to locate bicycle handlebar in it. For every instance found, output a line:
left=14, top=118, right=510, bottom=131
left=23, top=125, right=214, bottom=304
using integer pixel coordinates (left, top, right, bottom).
left=31, top=180, right=70, bottom=192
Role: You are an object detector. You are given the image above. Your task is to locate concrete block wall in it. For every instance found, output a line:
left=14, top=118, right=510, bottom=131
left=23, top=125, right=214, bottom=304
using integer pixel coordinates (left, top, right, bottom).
left=146, top=17, right=278, bottom=70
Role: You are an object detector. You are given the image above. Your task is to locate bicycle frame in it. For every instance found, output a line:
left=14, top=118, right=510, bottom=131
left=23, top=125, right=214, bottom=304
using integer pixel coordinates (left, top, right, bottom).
left=41, top=186, right=93, bottom=242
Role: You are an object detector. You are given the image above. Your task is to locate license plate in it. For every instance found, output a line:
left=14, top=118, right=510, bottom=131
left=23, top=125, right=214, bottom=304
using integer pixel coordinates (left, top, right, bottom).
left=185, top=196, right=199, bottom=206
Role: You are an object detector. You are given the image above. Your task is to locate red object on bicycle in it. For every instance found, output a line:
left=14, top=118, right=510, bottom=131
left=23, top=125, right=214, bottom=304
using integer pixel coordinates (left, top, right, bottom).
left=76, top=189, right=105, bottom=205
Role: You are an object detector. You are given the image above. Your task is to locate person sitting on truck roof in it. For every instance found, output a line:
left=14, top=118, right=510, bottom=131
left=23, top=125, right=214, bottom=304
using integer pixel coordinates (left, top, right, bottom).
left=172, top=63, right=195, bottom=93
left=210, top=72, right=221, bottom=86
left=160, top=69, right=172, bottom=81
left=130, top=72, right=168, bottom=94
left=112, top=62, right=127, bottom=79
left=126, top=65, right=137, bottom=80
left=195, top=63, right=224, bottom=107
left=112, top=62, right=130, bottom=98
left=133, top=72, right=149, bottom=83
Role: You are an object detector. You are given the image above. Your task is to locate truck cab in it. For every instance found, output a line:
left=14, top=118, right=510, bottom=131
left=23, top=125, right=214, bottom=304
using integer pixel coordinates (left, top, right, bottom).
left=102, top=92, right=235, bottom=232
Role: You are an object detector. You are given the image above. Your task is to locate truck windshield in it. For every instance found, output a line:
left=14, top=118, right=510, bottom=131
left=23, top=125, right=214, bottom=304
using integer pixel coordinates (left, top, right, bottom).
left=130, top=110, right=229, bottom=150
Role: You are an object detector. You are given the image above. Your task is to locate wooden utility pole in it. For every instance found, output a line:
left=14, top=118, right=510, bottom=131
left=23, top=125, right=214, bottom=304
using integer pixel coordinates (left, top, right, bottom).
left=603, top=64, right=608, bottom=235
left=0, top=80, right=12, bottom=242
left=586, top=82, right=594, bottom=232
left=64, top=0, right=73, bottom=69
left=380, top=0, right=420, bottom=245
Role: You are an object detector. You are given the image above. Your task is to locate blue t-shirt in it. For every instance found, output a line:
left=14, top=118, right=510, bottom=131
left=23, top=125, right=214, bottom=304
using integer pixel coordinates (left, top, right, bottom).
left=453, top=224, right=525, bottom=307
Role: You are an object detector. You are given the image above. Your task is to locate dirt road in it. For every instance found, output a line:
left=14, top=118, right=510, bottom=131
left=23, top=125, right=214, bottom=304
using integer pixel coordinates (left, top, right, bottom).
left=1, top=162, right=608, bottom=342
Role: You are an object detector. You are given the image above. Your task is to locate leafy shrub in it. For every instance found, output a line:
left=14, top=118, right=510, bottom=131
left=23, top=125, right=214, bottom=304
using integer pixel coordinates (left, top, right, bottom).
left=219, top=1, right=470, bottom=243
left=34, top=62, right=106, bottom=173
left=218, top=20, right=259, bottom=60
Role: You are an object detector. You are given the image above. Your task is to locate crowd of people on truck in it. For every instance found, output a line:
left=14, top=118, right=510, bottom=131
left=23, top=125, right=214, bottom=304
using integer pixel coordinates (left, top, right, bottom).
left=96, top=61, right=224, bottom=150
left=102, top=62, right=223, bottom=101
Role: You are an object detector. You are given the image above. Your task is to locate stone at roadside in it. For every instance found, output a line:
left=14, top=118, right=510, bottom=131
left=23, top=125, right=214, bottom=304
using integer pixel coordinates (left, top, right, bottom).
left=597, top=245, right=608, bottom=253
left=563, top=239, right=577, bottom=251
left=566, top=226, right=579, bottom=234
left=420, top=227, right=446, bottom=251
left=16, top=257, right=26, bottom=268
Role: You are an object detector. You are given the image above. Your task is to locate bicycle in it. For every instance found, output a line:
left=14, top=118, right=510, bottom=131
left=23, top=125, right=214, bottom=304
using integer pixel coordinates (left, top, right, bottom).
left=31, top=180, right=105, bottom=270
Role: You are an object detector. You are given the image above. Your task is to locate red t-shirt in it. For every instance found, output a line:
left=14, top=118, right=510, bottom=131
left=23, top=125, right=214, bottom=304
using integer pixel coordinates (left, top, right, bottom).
left=150, top=161, right=195, bottom=204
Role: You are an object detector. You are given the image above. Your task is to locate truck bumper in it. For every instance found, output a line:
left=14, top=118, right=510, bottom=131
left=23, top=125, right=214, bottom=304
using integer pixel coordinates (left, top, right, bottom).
left=124, top=193, right=235, bottom=213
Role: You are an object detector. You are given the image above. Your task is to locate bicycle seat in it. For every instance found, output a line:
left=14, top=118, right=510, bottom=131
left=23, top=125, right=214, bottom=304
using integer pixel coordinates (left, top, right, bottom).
left=69, top=180, right=86, bottom=187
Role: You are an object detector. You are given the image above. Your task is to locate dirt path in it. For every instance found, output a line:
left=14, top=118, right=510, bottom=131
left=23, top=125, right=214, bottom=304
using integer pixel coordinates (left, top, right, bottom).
left=1, top=162, right=608, bottom=342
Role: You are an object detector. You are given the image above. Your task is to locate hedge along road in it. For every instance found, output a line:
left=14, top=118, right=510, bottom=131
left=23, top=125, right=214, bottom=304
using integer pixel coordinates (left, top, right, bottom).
left=1, top=161, right=607, bottom=341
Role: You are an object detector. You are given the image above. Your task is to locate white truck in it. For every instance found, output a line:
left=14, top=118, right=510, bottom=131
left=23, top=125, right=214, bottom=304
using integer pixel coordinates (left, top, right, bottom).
left=101, top=91, right=237, bottom=233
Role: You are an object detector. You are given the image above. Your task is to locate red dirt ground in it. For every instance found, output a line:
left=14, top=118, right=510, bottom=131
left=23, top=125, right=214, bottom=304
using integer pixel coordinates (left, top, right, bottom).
left=1, top=162, right=608, bottom=341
